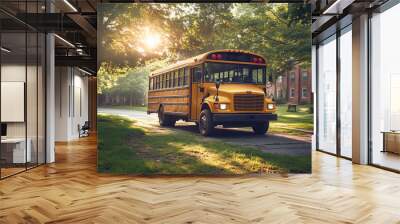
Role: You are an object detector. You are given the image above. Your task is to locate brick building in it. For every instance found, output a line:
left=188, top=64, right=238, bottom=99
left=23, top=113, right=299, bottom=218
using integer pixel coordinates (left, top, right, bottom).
left=267, top=64, right=312, bottom=105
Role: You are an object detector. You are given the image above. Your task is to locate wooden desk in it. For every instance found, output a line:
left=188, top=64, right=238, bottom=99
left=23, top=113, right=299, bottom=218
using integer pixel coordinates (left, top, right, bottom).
left=382, top=131, right=400, bottom=154
left=1, top=138, right=31, bottom=164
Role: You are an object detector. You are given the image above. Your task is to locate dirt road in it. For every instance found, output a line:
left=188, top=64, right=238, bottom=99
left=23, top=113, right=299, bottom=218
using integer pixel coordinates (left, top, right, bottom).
left=98, top=108, right=311, bottom=157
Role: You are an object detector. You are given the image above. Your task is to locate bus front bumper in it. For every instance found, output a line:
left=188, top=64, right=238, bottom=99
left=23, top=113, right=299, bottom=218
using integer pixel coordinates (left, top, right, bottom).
left=212, top=113, right=277, bottom=125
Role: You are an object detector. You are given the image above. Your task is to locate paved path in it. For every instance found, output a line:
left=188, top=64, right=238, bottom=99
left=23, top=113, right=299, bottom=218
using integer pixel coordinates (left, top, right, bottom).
left=98, top=108, right=311, bottom=157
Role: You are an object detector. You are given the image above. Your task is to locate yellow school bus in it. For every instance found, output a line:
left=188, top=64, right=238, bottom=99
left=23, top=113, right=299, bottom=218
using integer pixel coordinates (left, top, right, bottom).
left=147, top=49, right=277, bottom=136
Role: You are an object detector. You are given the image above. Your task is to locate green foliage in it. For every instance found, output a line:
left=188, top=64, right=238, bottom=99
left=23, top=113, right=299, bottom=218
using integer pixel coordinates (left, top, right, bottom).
left=98, top=3, right=311, bottom=103
left=97, top=62, right=130, bottom=94
left=99, top=59, right=169, bottom=103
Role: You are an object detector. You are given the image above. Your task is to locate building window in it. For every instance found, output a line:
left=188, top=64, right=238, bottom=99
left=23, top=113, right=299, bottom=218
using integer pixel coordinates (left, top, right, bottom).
left=290, top=88, right=295, bottom=98
left=302, top=88, right=308, bottom=98
left=302, top=71, right=308, bottom=81
left=290, top=72, right=295, bottom=82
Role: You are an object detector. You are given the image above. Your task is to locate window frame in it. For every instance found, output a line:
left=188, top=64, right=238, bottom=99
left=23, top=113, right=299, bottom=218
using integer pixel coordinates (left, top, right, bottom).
left=203, top=62, right=266, bottom=84
left=302, top=88, right=308, bottom=98
left=302, top=70, right=308, bottom=81
left=290, top=88, right=295, bottom=98
left=290, top=72, right=295, bottom=82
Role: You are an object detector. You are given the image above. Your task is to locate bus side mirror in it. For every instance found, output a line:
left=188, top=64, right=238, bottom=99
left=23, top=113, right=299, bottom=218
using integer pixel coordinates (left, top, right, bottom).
left=215, top=80, right=221, bottom=89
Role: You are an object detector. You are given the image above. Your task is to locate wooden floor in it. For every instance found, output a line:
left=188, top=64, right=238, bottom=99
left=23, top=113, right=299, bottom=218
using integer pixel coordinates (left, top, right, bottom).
left=1, top=135, right=400, bottom=223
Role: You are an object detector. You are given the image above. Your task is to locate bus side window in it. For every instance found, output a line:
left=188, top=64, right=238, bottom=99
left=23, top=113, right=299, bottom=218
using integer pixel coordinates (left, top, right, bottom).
left=258, top=69, right=264, bottom=83
left=178, top=69, right=182, bottom=86
left=252, top=69, right=258, bottom=83
left=223, top=72, right=229, bottom=82
left=229, top=70, right=234, bottom=82
left=165, top=73, right=169, bottom=88
left=170, top=72, right=173, bottom=88
left=171, top=71, right=174, bottom=87
left=150, top=77, right=154, bottom=90
left=184, top=68, right=189, bottom=86
left=192, top=67, right=202, bottom=83
left=164, top=73, right=167, bottom=88
left=179, top=69, right=184, bottom=86
left=243, top=68, right=249, bottom=82
left=174, top=71, right=178, bottom=87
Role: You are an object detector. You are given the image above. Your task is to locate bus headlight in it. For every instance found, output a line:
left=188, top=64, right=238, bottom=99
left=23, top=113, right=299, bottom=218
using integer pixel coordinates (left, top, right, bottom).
left=267, top=103, right=275, bottom=110
left=219, top=103, right=228, bottom=110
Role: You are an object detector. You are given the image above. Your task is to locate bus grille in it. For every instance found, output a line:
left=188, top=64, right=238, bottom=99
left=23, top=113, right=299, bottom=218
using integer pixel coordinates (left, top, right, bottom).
left=234, top=94, right=264, bottom=111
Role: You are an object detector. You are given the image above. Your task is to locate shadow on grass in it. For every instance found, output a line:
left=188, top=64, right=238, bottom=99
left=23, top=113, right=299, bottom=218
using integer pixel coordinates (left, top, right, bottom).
left=97, top=114, right=311, bottom=175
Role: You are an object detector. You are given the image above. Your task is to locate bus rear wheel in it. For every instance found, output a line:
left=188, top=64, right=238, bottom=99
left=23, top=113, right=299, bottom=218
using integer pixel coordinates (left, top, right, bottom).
left=252, top=121, right=269, bottom=135
left=158, top=106, right=175, bottom=127
left=199, top=109, right=214, bottom=136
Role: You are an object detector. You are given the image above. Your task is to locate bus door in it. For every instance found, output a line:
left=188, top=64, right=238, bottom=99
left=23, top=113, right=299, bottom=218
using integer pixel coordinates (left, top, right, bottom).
left=190, top=66, right=203, bottom=121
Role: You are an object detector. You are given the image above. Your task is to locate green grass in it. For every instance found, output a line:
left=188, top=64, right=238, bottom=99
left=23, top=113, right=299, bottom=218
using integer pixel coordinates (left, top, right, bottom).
left=101, top=105, right=147, bottom=112
left=98, top=114, right=311, bottom=175
left=270, top=104, right=313, bottom=136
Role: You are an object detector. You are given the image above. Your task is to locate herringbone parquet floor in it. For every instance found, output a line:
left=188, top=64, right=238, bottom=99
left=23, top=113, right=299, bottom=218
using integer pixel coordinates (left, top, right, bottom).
left=1, top=135, right=400, bottom=224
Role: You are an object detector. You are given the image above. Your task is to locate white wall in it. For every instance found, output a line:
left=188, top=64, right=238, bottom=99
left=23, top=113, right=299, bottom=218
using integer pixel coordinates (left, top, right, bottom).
left=55, top=67, right=89, bottom=141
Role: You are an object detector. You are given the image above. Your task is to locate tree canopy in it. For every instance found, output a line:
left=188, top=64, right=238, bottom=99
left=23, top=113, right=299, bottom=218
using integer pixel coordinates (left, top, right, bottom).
left=98, top=3, right=311, bottom=103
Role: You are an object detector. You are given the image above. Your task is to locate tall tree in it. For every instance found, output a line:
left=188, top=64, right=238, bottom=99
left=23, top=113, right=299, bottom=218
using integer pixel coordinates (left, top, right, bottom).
left=98, top=3, right=311, bottom=103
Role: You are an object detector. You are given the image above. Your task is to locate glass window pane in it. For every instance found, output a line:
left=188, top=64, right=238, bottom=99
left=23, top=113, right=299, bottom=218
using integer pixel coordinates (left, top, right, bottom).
left=318, top=35, right=337, bottom=154
left=340, top=27, right=352, bottom=158
left=38, top=33, right=45, bottom=165
left=27, top=31, right=38, bottom=168
left=1, top=31, right=27, bottom=177
left=371, top=5, right=400, bottom=171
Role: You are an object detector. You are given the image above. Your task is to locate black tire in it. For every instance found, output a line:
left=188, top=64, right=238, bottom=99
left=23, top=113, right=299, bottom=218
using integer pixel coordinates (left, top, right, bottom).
left=158, top=106, right=175, bottom=127
left=252, top=121, right=269, bottom=135
left=198, top=109, right=214, bottom=136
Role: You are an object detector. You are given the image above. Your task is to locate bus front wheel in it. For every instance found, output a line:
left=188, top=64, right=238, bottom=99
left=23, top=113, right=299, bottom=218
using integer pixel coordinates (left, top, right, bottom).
left=158, top=106, right=175, bottom=127
left=252, top=121, right=269, bottom=135
left=199, top=109, right=214, bottom=136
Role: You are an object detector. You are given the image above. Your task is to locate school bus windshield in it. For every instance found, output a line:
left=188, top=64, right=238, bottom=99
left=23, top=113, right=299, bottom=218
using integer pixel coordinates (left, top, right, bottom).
left=204, top=62, right=266, bottom=84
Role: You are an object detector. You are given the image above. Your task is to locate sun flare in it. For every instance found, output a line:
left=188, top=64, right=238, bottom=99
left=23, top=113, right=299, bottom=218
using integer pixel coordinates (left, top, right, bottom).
left=135, top=26, right=168, bottom=54
left=143, top=34, right=161, bottom=49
